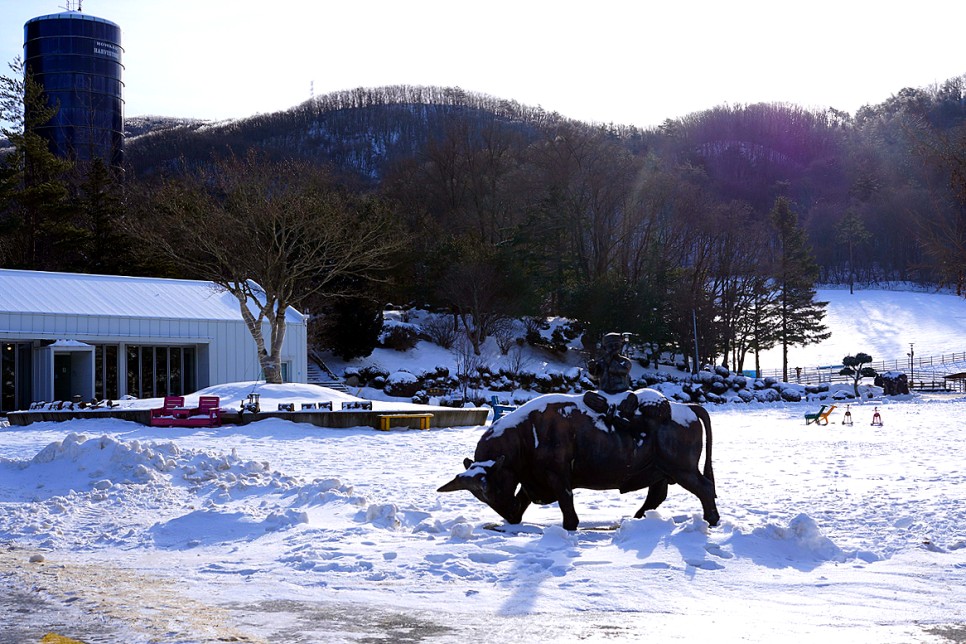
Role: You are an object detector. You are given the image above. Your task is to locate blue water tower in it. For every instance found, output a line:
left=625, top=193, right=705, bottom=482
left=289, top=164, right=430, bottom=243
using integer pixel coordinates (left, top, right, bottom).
left=23, top=5, right=124, bottom=167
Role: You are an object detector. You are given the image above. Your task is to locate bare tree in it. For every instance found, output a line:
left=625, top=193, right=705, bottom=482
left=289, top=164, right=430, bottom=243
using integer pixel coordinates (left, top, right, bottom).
left=423, top=313, right=459, bottom=349
left=835, top=209, right=872, bottom=295
left=453, top=334, right=487, bottom=401
left=134, top=153, right=407, bottom=383
left=435, top=241, right=512, bottom=355
left=502, top=342, right=533, bottom=377
left=491, top=318, right=516, bottom=355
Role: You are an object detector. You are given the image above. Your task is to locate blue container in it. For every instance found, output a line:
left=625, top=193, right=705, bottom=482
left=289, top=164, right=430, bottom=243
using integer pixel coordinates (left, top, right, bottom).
left=23, top=11, right=124, bottom=167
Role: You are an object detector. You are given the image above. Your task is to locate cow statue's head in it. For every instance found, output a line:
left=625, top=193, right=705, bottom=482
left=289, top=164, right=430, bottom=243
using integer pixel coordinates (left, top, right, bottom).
left=437, top=455, right=525, bottom=524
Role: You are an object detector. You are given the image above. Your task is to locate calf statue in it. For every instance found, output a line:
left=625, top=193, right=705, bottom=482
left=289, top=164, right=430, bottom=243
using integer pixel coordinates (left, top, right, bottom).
left=438, top=389, right=719, bottom=530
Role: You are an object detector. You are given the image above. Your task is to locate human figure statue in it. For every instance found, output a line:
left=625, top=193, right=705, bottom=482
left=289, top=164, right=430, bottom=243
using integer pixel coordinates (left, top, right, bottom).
left=584, top=333, right=643, bottom=436
left=589, top=332, right=632, bottom=394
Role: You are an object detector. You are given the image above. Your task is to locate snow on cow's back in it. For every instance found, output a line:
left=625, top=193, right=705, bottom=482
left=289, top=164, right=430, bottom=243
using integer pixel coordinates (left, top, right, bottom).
left=485, top=388, right=698, bottom=441
left=670, top=401, right=698, bottom=426
left=634, top=387, right=698, bottom=426
left=486, top=393, right=586, bottom=438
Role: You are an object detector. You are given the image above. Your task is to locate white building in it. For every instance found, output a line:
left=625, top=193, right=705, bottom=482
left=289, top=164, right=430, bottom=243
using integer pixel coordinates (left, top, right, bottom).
left=0, top=269, right=307, bottom=413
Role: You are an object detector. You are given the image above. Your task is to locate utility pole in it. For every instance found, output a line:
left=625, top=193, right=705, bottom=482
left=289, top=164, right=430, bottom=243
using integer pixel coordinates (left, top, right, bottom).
left=907, top=343, right=915, bottom=390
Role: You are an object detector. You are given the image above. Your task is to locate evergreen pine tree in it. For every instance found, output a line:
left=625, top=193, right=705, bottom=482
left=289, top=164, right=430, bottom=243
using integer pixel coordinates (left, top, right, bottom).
left=72, top=158, right=129, bottom=274
left=0, top=57, right=73, bottom=269
left=769, top=196, right=831, bottom=382
left=745, top=275, right=782, bottom=378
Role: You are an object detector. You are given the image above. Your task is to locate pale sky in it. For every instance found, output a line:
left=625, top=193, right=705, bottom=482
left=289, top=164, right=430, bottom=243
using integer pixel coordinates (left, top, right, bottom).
left=1, top=0, right=964, bottom=129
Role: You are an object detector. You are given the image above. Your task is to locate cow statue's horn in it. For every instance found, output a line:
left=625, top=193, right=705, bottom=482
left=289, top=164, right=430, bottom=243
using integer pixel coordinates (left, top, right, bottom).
left=435, top=457, right=478, bottom=491
left=439, top=458, right=481, bottom=493
left=437, top=476, right=470, bottom=493
left=437, top=470, right=487, bottom=494
left=438, top=457, right=503, bottom=494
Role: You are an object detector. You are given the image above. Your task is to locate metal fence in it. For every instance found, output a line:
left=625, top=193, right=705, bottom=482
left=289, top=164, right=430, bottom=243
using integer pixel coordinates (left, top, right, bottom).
left=748, top=351, right=966, bottom=392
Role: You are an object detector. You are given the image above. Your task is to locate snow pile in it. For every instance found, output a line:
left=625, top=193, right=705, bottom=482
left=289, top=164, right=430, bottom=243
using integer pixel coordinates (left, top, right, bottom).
left=0, top=432, right=378, bottom=552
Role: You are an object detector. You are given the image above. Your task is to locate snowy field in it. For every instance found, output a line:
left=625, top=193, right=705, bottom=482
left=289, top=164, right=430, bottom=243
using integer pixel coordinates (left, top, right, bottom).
left=2, top=288, right=966, bottom=643
left=756, top=287, right=966, bottom=370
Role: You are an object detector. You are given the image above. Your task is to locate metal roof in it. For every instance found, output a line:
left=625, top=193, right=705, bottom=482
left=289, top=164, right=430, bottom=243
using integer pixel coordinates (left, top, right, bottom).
left=26, top=11, right=121, bottom=29
left=0, top=269, right=304, bottom=323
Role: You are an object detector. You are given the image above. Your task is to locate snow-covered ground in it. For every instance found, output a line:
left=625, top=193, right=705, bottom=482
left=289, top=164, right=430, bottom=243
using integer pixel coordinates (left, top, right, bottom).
left=2, top=288, right=966, bottom=643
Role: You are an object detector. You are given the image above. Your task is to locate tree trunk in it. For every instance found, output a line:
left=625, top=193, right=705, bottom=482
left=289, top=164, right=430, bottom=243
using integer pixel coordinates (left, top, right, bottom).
left=781, top=335, right=789, bottom=384
left=260, top=359, right=282, bottom=385
left=233, top=289, right=286, bottom=385
left=458, top=311, right=483, bottom=356
left=268, top=308, right=288, bottom=383
left=848, top=239, right=855, bottom=295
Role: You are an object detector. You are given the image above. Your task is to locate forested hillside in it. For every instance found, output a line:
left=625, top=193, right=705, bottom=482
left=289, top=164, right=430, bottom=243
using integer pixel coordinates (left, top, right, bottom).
left=125, top=87, right=556, bottom=178
left=3, top=75, right=966, bottom=372
left=123, top=80, right=966, bottom=287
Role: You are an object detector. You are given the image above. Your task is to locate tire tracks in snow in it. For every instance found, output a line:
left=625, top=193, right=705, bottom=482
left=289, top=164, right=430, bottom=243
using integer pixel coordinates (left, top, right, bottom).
left=0, top=543, right=258, bottom=643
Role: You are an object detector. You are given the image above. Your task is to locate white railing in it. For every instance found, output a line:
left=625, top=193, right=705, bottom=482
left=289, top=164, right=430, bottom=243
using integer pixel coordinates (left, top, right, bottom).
left=743, top=351, right=966, bottom=391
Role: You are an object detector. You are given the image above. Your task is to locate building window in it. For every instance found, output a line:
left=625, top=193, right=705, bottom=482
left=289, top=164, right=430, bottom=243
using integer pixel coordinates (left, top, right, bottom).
left=140, top=346, right=154, bottom=399
left=182, top=348, right=196, bottom=395
left=125, top=345, right=197, bottom=398
left=2, top=343, right=17, bottom=412
left=1, top=343, right=31, bottom=413
left=94, top=345, right=119, bottom=401
left=126, top=345, right=139, bottom=397
left=155, top=348, right=168, bottom=397
left=170, top=348, right=181, bottom=396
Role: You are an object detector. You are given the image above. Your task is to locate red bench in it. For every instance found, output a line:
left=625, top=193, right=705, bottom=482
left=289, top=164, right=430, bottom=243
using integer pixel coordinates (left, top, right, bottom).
left=150, top=395, right=222, bottom=427
left=150, top=396, right=186, bottom=426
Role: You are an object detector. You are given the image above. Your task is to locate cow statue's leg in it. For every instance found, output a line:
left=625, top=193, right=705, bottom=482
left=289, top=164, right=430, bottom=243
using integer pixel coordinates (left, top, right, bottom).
left=634, top=480, right=669, bottom=519
left=539, top=469, right=580, bottom=529
left=556, top=488, right=580, bottom=531
left=514, top=487, right=532, bottom=519
left=670, top=470, right=720, bottom=526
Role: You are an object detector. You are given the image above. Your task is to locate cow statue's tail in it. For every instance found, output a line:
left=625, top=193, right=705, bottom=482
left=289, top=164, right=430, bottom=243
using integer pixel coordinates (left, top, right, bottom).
left=690, top=404, right=715, bottom=493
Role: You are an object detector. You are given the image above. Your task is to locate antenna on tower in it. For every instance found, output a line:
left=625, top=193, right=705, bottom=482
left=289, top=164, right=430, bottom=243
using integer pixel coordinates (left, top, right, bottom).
left=310, top=80, right=315, bottom=101
left=61, top=0, right=83, bottom=11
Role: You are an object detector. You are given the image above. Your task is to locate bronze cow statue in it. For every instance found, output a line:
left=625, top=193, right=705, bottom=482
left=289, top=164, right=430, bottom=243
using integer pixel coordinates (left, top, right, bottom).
left=438, top=389, right=718, bottom=530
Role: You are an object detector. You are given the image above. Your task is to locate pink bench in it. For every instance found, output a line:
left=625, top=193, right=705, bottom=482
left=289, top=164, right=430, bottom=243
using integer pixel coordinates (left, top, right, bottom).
left=149, top=396, right=185, bottom=426
left=150, top=395, right=222, bottom=427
